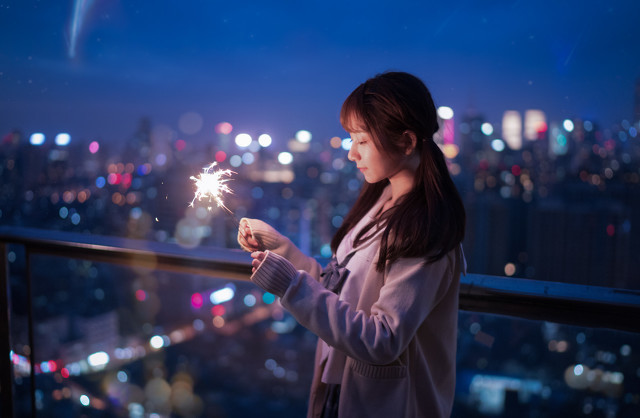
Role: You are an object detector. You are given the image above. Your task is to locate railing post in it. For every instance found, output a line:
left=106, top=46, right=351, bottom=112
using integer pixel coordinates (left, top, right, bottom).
left=0, top=242, right=14, bottom=418
left=25, top=251, right=36, bottom=418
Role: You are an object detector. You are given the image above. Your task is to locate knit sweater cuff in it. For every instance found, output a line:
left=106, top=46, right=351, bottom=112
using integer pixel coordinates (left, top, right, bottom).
left=251, top=251, right=298, bottom=297
left=250, top=222, right=281, bottom=251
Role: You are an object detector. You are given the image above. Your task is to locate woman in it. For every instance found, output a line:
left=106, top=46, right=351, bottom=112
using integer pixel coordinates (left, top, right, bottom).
left=238, top=71, right=466, bottom=417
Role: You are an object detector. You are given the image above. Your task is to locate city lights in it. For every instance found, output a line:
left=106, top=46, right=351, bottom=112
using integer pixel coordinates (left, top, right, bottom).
left=295, top=129, right=312, bottom=143
left=87, top=351, right=109, bottom=368
left=89, top=141, right=100, bottom=153
left=563, top=119, right=575, bottom=132
left=278, top=152, right=293, bottom=165
left=150, top=335, right=165, bottom=349
left=491, top=139, right=505, bottom=152
left=55, top=133, right=71, bottom=146
left=30, top=133, right=45, bottom=145
left=481, top=123, right=494, bottom=136
left=235, top=133, right=252, bottom=148
left=437, top=106, right=454, bottom=120
left=258, top=134, right=272, bottom=147
left=215, top=121, right=233, bottom=135
left=210, top=286, right=234, bottom=304
left=502, top=111, right=523, bottom=150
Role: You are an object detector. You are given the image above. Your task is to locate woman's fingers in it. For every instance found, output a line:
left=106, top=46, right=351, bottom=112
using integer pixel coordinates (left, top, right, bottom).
left=251, top=251, right=265, bottom=274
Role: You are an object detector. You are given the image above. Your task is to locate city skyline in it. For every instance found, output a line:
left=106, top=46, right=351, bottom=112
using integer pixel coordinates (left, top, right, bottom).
left=2, top=1, right=640, bottom=146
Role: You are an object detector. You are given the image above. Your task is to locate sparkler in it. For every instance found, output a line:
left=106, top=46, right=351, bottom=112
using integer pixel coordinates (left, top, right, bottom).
left=189, top=162, right=238, bottom=224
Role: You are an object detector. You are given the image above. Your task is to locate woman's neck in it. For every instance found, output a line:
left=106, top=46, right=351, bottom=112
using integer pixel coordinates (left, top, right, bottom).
left=385, top=155, right=419, bottom=208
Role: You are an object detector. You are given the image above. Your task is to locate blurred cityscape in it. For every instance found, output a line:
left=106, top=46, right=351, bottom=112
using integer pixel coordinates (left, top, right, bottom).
left=2, top=89, right=640, bottom=416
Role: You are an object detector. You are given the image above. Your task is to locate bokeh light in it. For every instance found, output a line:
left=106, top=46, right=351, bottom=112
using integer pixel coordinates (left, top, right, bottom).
left=89, top=141, right=99, bottom=154
left=481, top=123, right=494, bottom=136
left=437, top=106, right=454, bottom=120
left=491, top=139, right=505, bottom=152
left=55, top=133, right=71, bottom=146
left=235, top=133, right=252, bottom=148
left=563, top=119, right=575, bottom=132
left=215, top=122, right=233, bottom=135
left=278, top=152, right=293, bottom=165
left=258, top=134, right=272, bottom=147
left=295, top=130, right=312, bottom=143
left=29, top=133, right=45, bottom=145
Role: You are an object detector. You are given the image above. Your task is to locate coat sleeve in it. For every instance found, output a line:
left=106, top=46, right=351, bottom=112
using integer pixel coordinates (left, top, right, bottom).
left=237, top=218, right=323, bottom=280
left=251, top=250, right=456, bottom=365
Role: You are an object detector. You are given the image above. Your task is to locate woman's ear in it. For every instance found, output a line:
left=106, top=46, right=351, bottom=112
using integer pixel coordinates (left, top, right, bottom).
left=402, top=131, right=418, bottom=155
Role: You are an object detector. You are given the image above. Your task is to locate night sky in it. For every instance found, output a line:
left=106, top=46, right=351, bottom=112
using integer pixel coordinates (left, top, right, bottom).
left=2, top=0, right=640, bottom=148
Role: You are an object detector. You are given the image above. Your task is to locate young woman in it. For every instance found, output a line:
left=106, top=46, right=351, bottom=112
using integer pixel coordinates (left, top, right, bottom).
left=237, top=71, right=466, bottom=418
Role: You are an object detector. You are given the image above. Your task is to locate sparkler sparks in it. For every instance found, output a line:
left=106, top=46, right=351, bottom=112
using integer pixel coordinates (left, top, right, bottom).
left=189, top=162, right=235, bottom=216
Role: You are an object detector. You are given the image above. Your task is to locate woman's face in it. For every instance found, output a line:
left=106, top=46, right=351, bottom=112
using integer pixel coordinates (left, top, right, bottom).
left=347, top=130, right=404, bottom=184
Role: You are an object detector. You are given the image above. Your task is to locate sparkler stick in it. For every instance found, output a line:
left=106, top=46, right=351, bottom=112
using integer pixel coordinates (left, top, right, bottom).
left=189, top=162, right=239, bottom=225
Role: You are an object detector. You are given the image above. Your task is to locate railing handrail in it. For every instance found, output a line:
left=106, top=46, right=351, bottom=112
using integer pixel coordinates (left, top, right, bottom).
left=2, top=226, right=639, bottom=332
left=2, top=226, right=640, bottom=417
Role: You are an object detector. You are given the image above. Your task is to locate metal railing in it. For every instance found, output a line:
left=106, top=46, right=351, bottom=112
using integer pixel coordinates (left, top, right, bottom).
left=2, top=226, right=640, bottom=417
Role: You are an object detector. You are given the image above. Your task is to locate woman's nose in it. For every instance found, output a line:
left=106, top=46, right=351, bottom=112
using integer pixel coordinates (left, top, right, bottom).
left=347, top=145, right=357, bottom=161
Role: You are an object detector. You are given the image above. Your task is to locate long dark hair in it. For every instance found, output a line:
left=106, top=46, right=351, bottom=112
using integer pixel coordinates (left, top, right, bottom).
left=331, top=71, right=466, bottom=272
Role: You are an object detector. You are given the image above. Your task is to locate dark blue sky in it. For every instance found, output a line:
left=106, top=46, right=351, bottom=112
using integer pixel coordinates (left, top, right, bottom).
left=2, top=0, right=639, bottom=147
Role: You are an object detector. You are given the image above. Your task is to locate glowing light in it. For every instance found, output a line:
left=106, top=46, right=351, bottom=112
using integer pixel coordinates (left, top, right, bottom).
left=574, top=364, right=584, bottom=376
left=330, top=136, right=342, bottom=149
left=30, top=133, right=45, bottom=145
left=211, top=305, right=225, bottom=316
left=295, top=130, right=312, bottom=143
left=258, top=134, right=272, bottom=147
left=441, top=143, right=459, bottom=159
left=155, top=153, right=167, bottom=166
left=175, top=139, right=186, bottom=151
left=278, top=152, right=293, bottom=165
left=210, top=287, right=234, bottom=304
left=235, top=133, right=252, bottom=148
left=481, top=123, right=494, bottom=136
left=563, top=119, right=574, bottom=132
left=55, top=133, right=71, bottom=146
left=229, top=155, right=242, bottom=167
left=189, top=162, right=235, bottom=214
left=341, top=138, right=352, bottom=151
left=191, top=293, right=203, bottom=309
left=150, top=335, right=164, bottom=349
left=135, top=289, right=147, bottom=302
left=262, top=293, right=276, bottom=304
left=504, top=263, right=516, bottom=276
left=244, top=294, right=256, bottom=307
left=89, top=141, right=99, bottom=154
left=491, top=139, right=505, bottom=152
left=502, top=111, right=522, bottom=150
left=524, top=110, right=547, bottom=140
left=437, top=106, right=454, bottom=120
left=242, top=152, right=255, bottom=165
left=215, top=122, right=233, bottom=135
left=87, top=351, right=109, bottom=367
left=215, top=150, right=227, bottom=162
left=79, top=394, right=90, bottom=407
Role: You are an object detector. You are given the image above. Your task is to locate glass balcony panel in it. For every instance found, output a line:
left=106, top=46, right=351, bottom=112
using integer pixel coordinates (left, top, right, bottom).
left=5, top=251, right=640, bottom=417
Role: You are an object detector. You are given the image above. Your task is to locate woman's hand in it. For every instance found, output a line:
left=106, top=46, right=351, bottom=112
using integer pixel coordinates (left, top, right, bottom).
left=238, top=218, right=261, bottom=251
left=251, top=251, right=266, bottom=274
